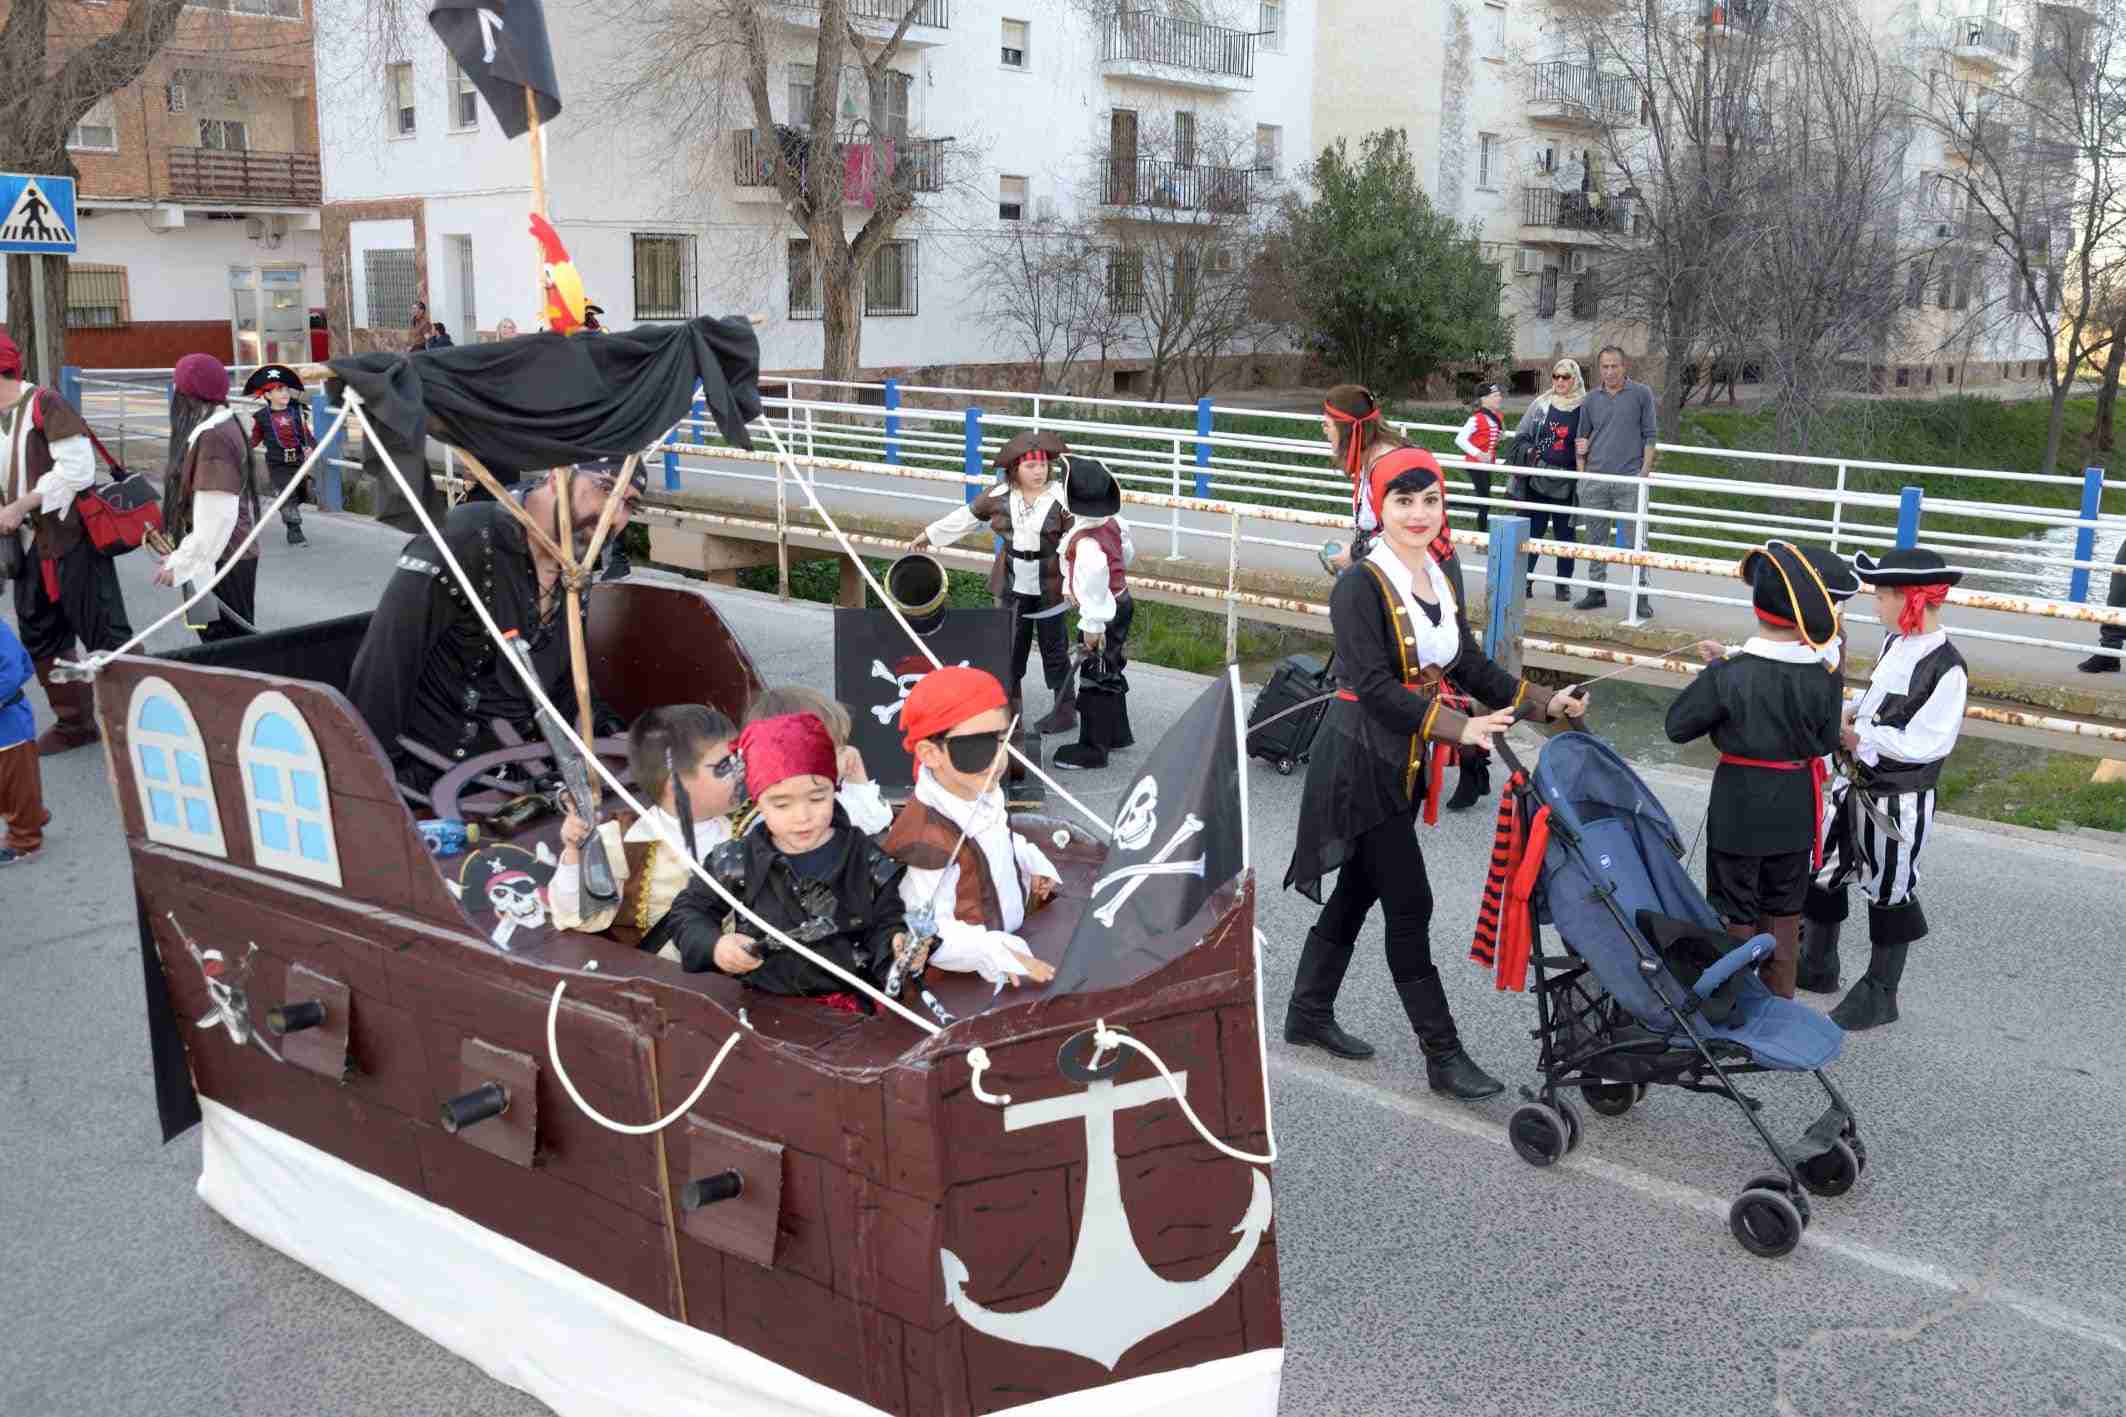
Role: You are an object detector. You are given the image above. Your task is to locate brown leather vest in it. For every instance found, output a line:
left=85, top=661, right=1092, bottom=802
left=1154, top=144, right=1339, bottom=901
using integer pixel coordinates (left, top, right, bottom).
left=881, top=798, right=1011, bottom=930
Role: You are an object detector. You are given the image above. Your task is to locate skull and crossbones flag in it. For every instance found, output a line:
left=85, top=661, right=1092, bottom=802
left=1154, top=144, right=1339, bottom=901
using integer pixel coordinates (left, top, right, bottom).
left=428, top=0, right=562, bottom=139
left=1050, top=672, right=1244, bottom=994
left=832, top=605, right=1012, bottom=789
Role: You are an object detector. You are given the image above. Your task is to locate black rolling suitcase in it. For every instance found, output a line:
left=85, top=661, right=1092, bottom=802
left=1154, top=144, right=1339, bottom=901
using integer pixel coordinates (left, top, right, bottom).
left=1247, top=653, right=1336, bottom=776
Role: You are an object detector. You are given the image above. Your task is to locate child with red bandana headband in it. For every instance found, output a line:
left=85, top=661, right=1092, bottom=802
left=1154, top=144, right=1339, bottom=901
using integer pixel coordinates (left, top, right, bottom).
left=881, top=666, right=1060, bottom=987
left=1798, top=548, right=1967, bottom=1032
left=651, top=711, right=915, bottom=1004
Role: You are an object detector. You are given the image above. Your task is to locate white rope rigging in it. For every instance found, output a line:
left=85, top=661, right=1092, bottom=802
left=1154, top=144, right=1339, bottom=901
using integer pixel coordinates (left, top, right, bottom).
left=545, top=979, right=741, bottom=1136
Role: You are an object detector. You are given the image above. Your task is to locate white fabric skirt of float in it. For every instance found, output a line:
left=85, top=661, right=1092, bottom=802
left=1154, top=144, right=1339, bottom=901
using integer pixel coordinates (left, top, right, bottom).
left=197, top=1100, right=1283, bottom=1417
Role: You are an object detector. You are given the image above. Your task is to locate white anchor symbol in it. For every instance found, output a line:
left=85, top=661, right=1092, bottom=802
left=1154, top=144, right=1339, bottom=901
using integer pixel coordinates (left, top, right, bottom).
left=940, top=1070, right=1273, bottom=1369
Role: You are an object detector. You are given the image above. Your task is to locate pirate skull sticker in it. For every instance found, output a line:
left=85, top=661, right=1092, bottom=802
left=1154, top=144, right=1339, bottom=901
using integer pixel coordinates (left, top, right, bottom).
left=186, top=938, right=282, bottom=1062
left=1114, top=776, right=1160, bottom=853
left=448, top=844, right=559, bottom=950
left=869, top=655, right=973, bottom=726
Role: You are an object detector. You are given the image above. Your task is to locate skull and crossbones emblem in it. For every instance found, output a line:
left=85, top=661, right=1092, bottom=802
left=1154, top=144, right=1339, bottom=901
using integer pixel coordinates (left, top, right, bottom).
left=447, top=845, right=558, bottom=951
left=1114, top=776, right=1160, bottom=852
left=869, top=656, right=972, bottom=726
left=187, top=938, right=282, bottom=1061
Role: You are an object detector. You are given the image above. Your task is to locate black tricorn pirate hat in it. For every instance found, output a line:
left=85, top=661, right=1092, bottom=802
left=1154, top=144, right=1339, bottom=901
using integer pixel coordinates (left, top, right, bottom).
left=1854, top=548, right=1963, bottom=588
left=241, top=364, right=304, bottom=397
left=577, top=454, right=648, bottom=494
left=1061, top=455, right=1122, bottom=518
left=993, top=429, right=1068, bottom=472
left=1738, top=539, right=1852, bottom=650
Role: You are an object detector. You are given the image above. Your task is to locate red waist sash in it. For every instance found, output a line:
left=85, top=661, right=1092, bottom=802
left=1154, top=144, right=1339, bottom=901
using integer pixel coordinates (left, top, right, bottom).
left=1717, top=752, right=1829, bottom=870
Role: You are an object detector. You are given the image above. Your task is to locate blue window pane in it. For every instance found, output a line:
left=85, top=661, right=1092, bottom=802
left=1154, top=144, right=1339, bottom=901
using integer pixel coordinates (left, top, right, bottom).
left=148, top=788, right=177, bottom=826
left=291, top=771, right=321, bottom=811
left=183, top=798, right=214, bottom=838
left=258, top=810, right=290, bottom=852
left=252, top=712, right=306, bottom=755
left=139, top=695, right=187, bottom=736
left=252, top=763, right=283, bottom=804
left=297, top=820, right=329, bottom=863
left=139, top=745, right=169, bottom=782
left=176, top=751, right=205, bottom=789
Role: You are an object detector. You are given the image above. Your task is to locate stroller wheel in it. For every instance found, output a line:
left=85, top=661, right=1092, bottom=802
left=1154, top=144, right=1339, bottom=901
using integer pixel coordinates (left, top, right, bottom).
left=1508, top=1103, right=1569, bottom=1167
left=1583, top=1079, right=1636, bottom=1117
left=1744, top=1171, right=1794, bottom=1195
left=1798, top=1139, right=1862, bottom=1198
left=1554, top=1096, right=1585, bottom=1153
left=1729, top=1188, right=1806, bottom=1259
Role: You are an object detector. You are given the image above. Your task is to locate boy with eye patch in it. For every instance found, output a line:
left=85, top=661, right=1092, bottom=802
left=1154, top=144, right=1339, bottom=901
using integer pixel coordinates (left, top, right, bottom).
left=881, top=667, right=1061, bottom=987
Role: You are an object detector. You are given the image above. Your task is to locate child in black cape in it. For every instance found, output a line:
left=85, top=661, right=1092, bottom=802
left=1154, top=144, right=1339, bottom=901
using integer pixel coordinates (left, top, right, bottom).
left=1054, top=456, right=1134, bottom=770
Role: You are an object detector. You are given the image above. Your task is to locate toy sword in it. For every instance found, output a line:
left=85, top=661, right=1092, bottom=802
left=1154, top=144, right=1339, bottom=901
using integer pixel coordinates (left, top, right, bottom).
left=507, top=635, right=617, bottom=902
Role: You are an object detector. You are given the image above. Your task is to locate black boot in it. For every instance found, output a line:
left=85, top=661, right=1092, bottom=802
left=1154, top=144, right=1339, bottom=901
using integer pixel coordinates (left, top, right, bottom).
left=1554, top=582, right=1572, bottom=602
left=285, top=517, right=307, bottom=547
left=1444, top=754, right=1490, bottom=812
left=1829, top=943, right=1907, bottom=1031
left=1395, top=973, right=1504, bottom=1100
left=1283, top=930, right=1375, bottom=1059
left=2078, top=651, right=2121, bottom=674
left=1572, top=591, right=1609, bottom=610
left=1796, top=915, right=1843, bottom=993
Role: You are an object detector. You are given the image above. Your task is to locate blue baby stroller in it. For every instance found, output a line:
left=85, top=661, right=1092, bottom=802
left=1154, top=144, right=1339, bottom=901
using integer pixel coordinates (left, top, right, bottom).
left=1486, top=732, right=1866, bottom=1259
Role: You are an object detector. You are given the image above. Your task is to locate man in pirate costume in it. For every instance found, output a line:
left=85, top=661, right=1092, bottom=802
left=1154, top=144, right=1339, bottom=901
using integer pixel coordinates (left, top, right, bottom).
left=881, top=666, right=1060, bottom=986
left=346, top=460, right=643, bottom=794
left=155, top=354, right=261, bottom=642
left=242, top=365, right=316, bottom=547
left=0, top=331, right=132, bottom=755
left=1798, top=549, right=1967, bottom=1031
left=1664, top=540, right=1855, bottom=999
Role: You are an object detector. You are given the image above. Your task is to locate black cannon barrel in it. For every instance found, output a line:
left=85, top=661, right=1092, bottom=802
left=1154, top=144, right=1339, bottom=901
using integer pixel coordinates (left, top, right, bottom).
left=679, top=1170, right=744, bottom=1210
left=439, top=1082, right=509, bottom=1133
left=266, top=1000, right=327, bottom=1036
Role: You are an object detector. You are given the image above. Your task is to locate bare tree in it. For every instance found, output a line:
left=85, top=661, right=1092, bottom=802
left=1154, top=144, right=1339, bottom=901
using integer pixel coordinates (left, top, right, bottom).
left=1915, top=0, right=2126, bottom=474
left=967, top=216, right=1112, bottom=394
left=0, top=0, right=190, bottom=368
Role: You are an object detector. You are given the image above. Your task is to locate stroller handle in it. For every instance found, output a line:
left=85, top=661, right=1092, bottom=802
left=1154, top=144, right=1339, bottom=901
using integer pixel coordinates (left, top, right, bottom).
left=1493, top=735, right=1529, bottom=780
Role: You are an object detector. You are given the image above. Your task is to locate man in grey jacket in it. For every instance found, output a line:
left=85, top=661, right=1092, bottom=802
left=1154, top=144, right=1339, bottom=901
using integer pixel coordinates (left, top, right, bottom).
left=1574, top=346, right=1659, bottom=617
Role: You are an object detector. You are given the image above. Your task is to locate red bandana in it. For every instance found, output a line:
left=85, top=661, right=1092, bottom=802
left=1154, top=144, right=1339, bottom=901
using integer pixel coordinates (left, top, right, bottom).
left=900, top=665, right=1008, bottom=759
left=738, top=713, right=838, bottom=796
left=0, top=333, right=20, bottom=379
left=1365, top=447, right=1454, bottom=563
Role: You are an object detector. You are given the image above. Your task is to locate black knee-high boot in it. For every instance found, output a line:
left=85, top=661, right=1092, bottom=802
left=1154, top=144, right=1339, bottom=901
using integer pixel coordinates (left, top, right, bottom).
left=1394, top=972, right=1504, bottom=1099
left=1283, top=930, right=1375, bottom=1059
left=1829, top=900, right=1923, bottom=1031
left=1797, top=884, right=1847, bottom=994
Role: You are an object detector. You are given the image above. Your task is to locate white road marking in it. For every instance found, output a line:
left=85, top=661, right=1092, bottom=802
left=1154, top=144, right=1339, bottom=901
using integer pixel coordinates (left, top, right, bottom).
left=1277, top=1055, right=2126, bottom=1358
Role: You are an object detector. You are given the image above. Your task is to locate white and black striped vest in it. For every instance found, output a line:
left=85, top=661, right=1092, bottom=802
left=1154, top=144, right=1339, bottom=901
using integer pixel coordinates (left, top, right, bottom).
left=1865, top=636, right=1966, bottom=792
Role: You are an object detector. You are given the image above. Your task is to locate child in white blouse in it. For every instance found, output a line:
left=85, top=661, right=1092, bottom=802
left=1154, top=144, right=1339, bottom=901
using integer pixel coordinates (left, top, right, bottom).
left=743, top=686, right=893, bottom=835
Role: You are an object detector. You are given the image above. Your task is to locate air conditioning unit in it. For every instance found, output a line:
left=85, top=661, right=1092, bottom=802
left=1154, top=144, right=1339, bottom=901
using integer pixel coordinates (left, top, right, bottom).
left=1568, top=251, right=1592, bottom=275
left=1514, top=248, right=1545, bottom=276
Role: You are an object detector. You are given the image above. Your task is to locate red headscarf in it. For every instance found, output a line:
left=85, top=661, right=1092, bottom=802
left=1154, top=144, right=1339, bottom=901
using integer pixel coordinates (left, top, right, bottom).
left=901, top=665, right=1008, bottom=759
left=737, top=712, right=838, bottom=796
left=1898, top=583, right=1951, bottom=637
left=1365, top=447, right=1454, bottom=563
left=0, top=333, right=20, bottom=379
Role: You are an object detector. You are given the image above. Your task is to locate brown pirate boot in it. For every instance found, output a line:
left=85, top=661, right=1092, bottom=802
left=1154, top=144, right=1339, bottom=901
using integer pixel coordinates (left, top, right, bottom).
left=33, top=657, right=101, bottom=755
left=1758, top=914, right=1801, bottom=999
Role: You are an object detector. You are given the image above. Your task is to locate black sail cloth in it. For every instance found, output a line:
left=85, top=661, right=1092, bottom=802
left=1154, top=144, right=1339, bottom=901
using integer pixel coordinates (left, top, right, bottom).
left=328, top=317, right=762, bottom=532
left=428, top=0, right=563, bottom=139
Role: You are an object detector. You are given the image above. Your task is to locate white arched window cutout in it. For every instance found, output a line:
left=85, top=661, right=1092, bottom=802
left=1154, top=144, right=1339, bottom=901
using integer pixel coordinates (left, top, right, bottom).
left=238, top=691, right=344, bottom=888
left=127, top=676, right=228, bottom=857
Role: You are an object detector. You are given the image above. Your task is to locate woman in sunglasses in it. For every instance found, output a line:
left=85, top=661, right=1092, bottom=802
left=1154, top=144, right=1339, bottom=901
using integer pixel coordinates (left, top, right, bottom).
left=1284, top=448, right=1588, bottom=1100
left=1507, top=359, right=1585, bottom=605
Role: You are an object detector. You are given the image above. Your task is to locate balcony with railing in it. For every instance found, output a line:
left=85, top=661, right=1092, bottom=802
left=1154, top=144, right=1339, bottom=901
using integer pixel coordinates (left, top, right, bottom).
left=731, top=128, right=947, bottom=204
left=165, top=147, right=321, bottom=205
left=1953, top=16, right=2020, bottom=66
left=1521, top=186, right=1632, bottom=242
left=774, top=0, right=951, bottom=44
left=1101, top=12, right=1255, bottom=90
left=1100, top=156, right=1252, bottom=217
left=1526, top=62, right=1637, bottom=125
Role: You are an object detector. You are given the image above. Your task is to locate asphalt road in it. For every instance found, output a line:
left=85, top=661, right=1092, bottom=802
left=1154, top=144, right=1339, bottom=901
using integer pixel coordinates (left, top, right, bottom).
left=3, top=508, right=2123, bottom=1416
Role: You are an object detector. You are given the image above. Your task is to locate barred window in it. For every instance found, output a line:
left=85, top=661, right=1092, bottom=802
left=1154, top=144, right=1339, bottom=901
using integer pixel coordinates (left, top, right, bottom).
left=1537, top=268, right=1559, bottom=319
left=1106, top=249, right=1144, bottom=314
left=67, top=265, right=131, bottom=328
left=789, top=239, right=820, bottom=320
left=1571, top=272, right=1599, bottom=320
left=633, top=234, right=696, bottom=320
left=363, top=248, right=420, bottom=330
left=866, top=240, right=918, bottom=316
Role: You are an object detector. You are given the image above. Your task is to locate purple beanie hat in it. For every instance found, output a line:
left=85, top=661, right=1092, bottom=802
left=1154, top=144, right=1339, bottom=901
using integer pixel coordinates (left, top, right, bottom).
left=173, top=353, right=230, bottom=404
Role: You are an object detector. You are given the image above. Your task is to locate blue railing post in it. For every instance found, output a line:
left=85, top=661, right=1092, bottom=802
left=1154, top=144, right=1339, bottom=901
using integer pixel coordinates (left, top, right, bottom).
left=312, top=387, right=345, bottom=512
left=1895, top=486, right=1923, bottom=550
left=885, top=378, right=902, bottom=465
left=1193, top=396, right=1212, bottom=498
left=963, top=407, right=984, bottom=506
left=2069, top=465, right=2105, bottom=603
left=1485, top=514, right=1531, bottom=675
left=59, top=365, right=81, bottom=411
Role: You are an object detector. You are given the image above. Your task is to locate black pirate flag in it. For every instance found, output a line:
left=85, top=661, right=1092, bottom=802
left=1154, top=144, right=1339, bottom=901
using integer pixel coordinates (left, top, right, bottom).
left=428, top=0, right=562, bottom=139
left=1050, top=671, right=1245, bottom=994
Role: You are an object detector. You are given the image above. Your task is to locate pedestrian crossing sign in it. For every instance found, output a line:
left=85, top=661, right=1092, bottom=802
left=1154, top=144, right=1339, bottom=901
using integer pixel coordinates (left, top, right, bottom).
left=0, top=172, right=78, bottom=255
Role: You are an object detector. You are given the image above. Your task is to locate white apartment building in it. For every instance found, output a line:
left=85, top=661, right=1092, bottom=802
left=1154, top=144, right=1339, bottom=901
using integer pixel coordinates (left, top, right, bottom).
left=312, top=0, right=1314, bottom=385
left=1310, top=0, right=2059, bottom=395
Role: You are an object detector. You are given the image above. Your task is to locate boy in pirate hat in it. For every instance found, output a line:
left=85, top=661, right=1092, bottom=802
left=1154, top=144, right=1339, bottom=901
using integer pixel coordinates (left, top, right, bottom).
left=881, top=666, right=1061, bottom=987
left=242, top=364, right=315, bottom=547
left=1665, top=540, right=1855, bottom=998
left=651, top=712, right=915, bottom=1004
left=1799, top=549, right=1967, bottom=1031
left=1053, top=456, right=1135, bottom=770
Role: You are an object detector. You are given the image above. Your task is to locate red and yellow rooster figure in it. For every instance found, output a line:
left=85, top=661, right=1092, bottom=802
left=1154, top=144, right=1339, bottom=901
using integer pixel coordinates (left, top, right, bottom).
left=529, top=213, right=588, bottom=334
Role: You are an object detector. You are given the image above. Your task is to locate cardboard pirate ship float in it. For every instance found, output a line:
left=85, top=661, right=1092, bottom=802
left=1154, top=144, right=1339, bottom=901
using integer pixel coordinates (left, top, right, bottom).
left=107, top=331, right=1283, bottom=1416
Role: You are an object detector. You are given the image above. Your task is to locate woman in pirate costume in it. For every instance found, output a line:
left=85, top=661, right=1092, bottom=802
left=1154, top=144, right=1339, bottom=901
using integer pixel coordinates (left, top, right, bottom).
left=1284, top=447, right=1588, bottom=1099
left=1799, top=549, right=1967, bottom=1031
left=242, top=365, right=315, bottom=547
left=912, top=430, right=1075, bottom=733
left=154, top=354, right=261, bottom=642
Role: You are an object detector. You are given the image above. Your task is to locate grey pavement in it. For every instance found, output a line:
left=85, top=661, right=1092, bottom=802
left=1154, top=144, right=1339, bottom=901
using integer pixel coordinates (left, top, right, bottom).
left=3, top=511, right=2124, bottom=1415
